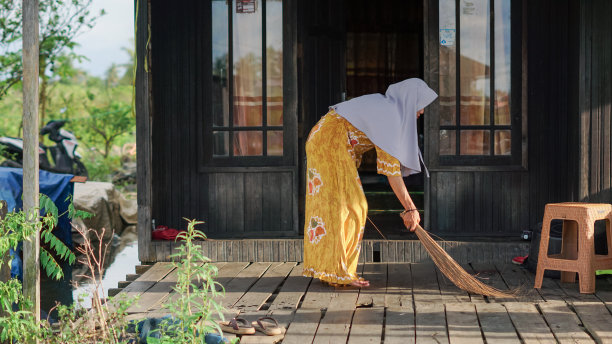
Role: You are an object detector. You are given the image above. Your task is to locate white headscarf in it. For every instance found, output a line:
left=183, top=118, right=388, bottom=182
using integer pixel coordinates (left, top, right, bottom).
left=332, top=78, right=438, bottom=177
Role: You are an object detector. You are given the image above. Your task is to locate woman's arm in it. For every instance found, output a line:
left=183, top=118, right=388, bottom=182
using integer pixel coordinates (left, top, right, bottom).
left=387, top=175, right=420, bottom=231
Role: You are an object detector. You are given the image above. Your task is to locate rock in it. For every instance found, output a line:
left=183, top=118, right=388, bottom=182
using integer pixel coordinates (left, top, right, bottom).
left=73, top=181, right=124, bottom=239
left=119, top=192, right=137, bottom=225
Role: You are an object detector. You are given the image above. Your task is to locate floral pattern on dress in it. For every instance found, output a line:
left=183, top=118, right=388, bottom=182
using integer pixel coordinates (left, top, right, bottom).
left=307, top=168, right=323, bottom=195
left=307, top=216, right=327, bottom=244
left=348, top=131, right=360, bottom=147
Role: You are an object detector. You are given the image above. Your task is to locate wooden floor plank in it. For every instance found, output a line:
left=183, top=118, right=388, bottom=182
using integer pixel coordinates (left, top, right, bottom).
left=346, top=307, right=384, bottom=344
left=573, top=301, right=612, bottom=343
left=268, top=264, right=312, bottom=311
left=356, top=263, right=387, bottom=307
left=220, top=262, right=272, bottom=308
left=435, top=267, right=471, bottom=303
left=415, top=302, right=448, bottom=344
left=470, top=263, right=511, bottom=303
left=215, top=261, right=250, bottom=288
left=148, top=262, right=233, bottom=313
left=537, top=276, right=570, bottom=302
left=238, top=309, right=295, bottom=344
left=300, top=278, right=336, bottom=310
left=300, top=264, right=364, bottom=310
left=127, top=267, right=179, bottom=314
left=411, top=263, right=443, bottom=303
left=385, top=306, right=416, bottom=344
left=385, top=263, right=412, bottom=308
left=111, top=262, right=175, bottom=312
left=504, top=302, right=557, bottom=344
left=282, top=309, right=323, bottom=344
left=538, top=302, right=595, bottom=344
left=555, top=280, right=601, bottom=302
left=312, top=286, right=361, bottom=344
left=445, top=303, right=483, bottom=344
left=312, top=307, right=355, bottom=344
left=496, top=264, right=545, bottom=302
left=475, top=303, right=520, bottom=344
left=233, top=262, right=297, bottom=311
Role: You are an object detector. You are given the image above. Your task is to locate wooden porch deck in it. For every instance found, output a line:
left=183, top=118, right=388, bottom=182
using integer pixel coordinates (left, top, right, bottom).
left=120, top=262, right=612, bottom=343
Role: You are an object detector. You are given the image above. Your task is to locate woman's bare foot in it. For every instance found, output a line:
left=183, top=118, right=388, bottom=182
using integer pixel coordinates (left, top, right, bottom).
left=349, top=279, right=370, bottom=287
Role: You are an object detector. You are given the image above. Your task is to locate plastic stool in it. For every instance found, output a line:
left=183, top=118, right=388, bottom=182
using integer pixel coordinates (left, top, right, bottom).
left=534, top=203, right=612, bottom=294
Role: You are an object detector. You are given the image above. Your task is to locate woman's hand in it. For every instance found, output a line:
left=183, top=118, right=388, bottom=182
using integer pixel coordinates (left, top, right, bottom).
left=400, top=209, right=420, bottom=232
left=387, top=175, right=420, bottom=232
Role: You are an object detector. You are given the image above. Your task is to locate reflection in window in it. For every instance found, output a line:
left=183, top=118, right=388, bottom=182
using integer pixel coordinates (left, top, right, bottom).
left=234, top=131, right=263, bottom=156
left=267, top=0, right=283, bottom=126
left=439, top=0, right=514, bottom=160
left=460, top=130, right=490, bottom=155
left=233, top=1, right=263, bottom=127
left=210, top=0, right=283, bottom=159
left=212, top=0, right=229, bottom=128
left=267, top=130, right=283, bottom=156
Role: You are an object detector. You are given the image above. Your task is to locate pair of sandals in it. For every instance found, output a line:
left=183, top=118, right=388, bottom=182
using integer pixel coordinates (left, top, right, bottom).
left=218, top=317, right=285, bottom=336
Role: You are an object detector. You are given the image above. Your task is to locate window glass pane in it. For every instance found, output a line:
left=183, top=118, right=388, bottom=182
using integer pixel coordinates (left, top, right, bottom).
left=494, top=0, right=511, bottom=125
left=494, top=130, right=511, bottom=155
left=233, top=0, right=263, bottom=127
left=440, top=130, right=456, bottom=155
left=212, top=0, right=229, bottom=127
left=439, top=0, right=457, bottom=126
left=266, top=0, right=283, bottom=126
left=213, top=131, right=229, bottom=156
left=460, top=130, right=490, bottom=155
left=233, top=131, right=263, bottom=156
left=459, top=0, right=490, bottom=126
left=267, top=130, right=283, bottom=156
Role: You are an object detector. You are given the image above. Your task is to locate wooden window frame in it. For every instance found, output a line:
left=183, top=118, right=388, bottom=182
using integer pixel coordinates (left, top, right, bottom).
left=200, top=0, right=295, bottom=168
left=428, top=0, right=525, bottom=169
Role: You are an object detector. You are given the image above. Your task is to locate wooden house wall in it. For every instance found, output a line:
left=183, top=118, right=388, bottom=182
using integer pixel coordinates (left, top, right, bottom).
left=578, top=0, right=612, bottom=203
left=146, top=0, right=298, bottom=239
left=425, top=0, right=579, bottom=237
left=525, top=0, right=580, bottom=225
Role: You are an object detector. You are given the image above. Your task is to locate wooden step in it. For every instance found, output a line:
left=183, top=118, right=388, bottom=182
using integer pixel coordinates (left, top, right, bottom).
left=365, top=191, right=423, bottom=210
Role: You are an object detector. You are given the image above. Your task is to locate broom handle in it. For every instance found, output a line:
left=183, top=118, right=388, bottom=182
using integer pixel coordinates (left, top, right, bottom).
left=366, top=216, right=388, bottom=240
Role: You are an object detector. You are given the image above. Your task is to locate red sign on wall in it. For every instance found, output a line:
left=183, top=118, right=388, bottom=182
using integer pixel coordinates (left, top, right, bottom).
left=236, top=0, right=257, bottom=14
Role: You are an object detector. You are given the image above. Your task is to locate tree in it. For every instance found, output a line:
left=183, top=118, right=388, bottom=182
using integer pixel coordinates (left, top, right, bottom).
left=0, top=0, right=104, bottom=129
left=79, top=96, right=133, bottom=159
left=118, top=39, right=135, bottom=86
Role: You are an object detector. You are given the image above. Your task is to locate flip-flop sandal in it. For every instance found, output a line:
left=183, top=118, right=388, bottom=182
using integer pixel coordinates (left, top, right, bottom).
left=251, top=317, right=285, bottom=336
left=218, top=317, right=256, bottom=335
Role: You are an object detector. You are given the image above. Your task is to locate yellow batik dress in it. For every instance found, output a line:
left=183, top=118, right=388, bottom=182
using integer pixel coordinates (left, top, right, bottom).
left=302, top=110, right=401, bottom=284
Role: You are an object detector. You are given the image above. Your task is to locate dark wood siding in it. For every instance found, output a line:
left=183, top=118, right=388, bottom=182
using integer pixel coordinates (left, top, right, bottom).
left=579, top=0, right=612, bottom=203
left=425, top=0, right=580, bottom=237
left=148, top=0, right=298, bottom=238
left=526, top=0, right=581, bottom=224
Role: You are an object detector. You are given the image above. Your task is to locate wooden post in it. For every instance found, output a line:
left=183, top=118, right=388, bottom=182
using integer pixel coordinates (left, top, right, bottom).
left=136, top=0, right=154, bottom=262
left=22, top=0, right=40, bottom=325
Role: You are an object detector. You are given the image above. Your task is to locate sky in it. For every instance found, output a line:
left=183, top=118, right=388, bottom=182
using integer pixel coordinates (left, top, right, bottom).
left=73, top=0, right=134, bottom=77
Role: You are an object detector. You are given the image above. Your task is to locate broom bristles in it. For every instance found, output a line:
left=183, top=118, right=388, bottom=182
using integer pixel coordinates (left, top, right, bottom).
left=414, top=225, right=517, bottom=298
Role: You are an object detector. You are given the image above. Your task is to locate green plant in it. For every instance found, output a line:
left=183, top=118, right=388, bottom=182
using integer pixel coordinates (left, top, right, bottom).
left=0, top=278, right=40, bottom=342
left=0, top=195, right=80, bottom=342
left=43, top=225, right=137, bottom=344
left=148, top=219, right=235, bottom=344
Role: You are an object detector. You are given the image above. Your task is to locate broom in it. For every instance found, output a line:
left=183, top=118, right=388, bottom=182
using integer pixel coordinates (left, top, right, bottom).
left=367, top=218, right=515, bottom=298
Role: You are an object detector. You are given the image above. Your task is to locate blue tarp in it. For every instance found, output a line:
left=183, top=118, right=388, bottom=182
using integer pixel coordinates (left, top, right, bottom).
left=0, top=167, right=74, bottom=280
